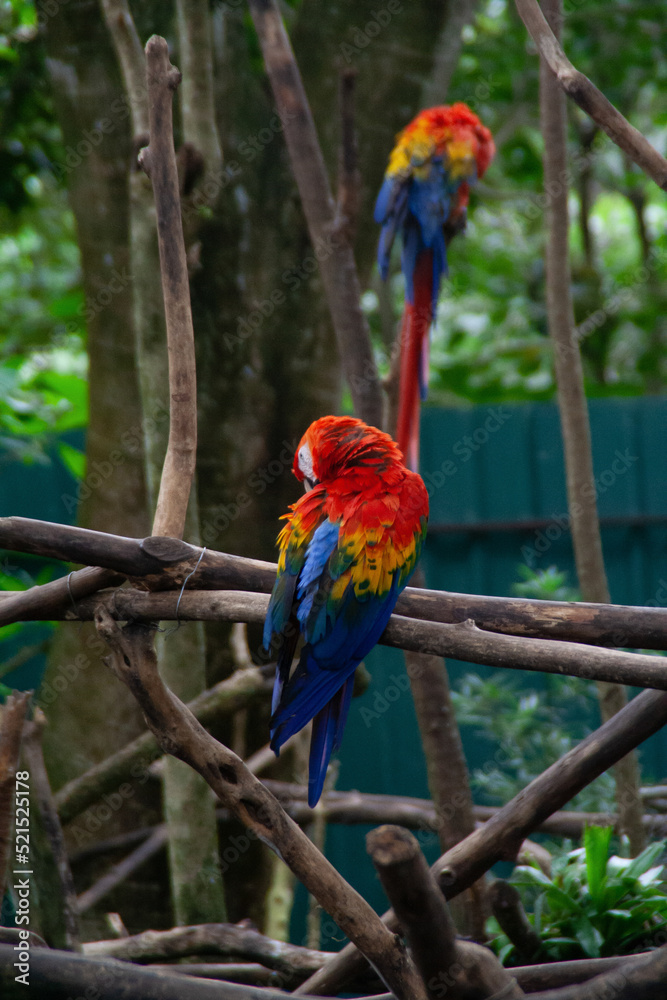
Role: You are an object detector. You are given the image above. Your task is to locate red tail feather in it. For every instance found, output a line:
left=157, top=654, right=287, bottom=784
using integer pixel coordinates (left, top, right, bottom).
left=396, top=252, right=433, bottom=470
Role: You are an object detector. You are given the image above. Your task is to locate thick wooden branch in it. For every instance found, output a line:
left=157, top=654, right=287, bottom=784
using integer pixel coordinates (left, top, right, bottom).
left=366, top=825, right=523, bottom=1000
left=92, top=608, right=426, bottom=1000
left=514, top=0, right=667, bottom=190
left=367, top=825, right=458, bottom=995
left=0, top=944, right=323, bottom=1000
left=57, top=590, right=667, bottom=693
left=3, top=517, right=667, bottom=649
left=137, top=36, right=198, bottom=538
left=297, top=686, right=667, bottom=996
left=527, top=944, right=667, bottom=1000
left=0, top=566, right=123, bottom=629
left=246, top=0, right=382, bottom=426
left=0, top=691, right=31, bottom=901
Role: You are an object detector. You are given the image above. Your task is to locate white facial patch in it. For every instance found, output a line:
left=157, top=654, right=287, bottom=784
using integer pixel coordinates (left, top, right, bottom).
left=298, top=443, right=316, bottom=489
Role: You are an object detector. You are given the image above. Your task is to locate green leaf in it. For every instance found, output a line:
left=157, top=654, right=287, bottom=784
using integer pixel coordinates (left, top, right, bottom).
left=585, top=825, right=612, bottom=903
left=57, top=440, right=85, bottom=480
left=623, top=841, right=667, bottom=881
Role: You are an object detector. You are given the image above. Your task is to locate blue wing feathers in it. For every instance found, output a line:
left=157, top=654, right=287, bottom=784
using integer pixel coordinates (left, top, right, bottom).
left=267, top=493, right=421, bottom=804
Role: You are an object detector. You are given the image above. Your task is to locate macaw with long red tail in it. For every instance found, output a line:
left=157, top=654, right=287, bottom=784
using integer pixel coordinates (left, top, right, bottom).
left=264, top=415, right=428, bottom=806
left=374, top=103, right=495, bottom=469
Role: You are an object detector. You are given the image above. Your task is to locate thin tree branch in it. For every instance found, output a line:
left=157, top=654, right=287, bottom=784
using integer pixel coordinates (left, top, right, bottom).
left=538, top=0, right=644, bottom=855
left=0, top=691, right=31, bottom=901
left=84, top=923, right=331, bottom=973
left=22, top=712, right=81, bottom=951
left=514, top=0, right=667, bottom=190
left=100, top=0, right=148, bottom=138
left=76, top=825, right=167, bottom=914
left=137, top=36, right=198, bottom=539
left=246, top=0, right=382, bottom=426
left=92, top=607, right=427, bottom=1000
left=489, top=879, right=542, bottom=964
left=296, top=686, right=667, bottom=996
left=262, top=780, right=667, bottom=840
left=55, top=666, right=270, bottom=825
left=527, top=943, right=667, bottom=1000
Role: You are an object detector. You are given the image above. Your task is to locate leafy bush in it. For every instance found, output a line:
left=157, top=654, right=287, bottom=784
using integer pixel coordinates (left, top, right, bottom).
left=489, top=826, right=667, bottom=963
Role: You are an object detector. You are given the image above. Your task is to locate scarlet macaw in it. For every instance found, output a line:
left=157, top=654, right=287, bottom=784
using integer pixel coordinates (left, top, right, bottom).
left=264, top=415, right=429, bottom=806
left=374, top=103, right=495, bottom=469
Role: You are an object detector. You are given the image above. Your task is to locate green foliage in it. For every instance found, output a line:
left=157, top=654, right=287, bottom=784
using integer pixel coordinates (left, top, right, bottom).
left=451, top=669, right=615, bottom=814
left=0, top=340, right=87, bottom=464
left=364, top=0, right=667, bottom=403
left=513, top=564, right=581, bottom=603
left=489, top=827, right=667, bottom=963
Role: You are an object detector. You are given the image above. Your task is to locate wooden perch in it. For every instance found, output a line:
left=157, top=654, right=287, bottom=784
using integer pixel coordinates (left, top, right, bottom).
left=137, top=35, right=198, bottom=538
left=246, top=0, right=382, bottom=426
left=366, top=825, right=523, bottom=1000
left=297, top=686, right=667, bottom=996
left=47, top=589, right=667, bottom=694
left=514, top=0, right=667, bottom=190
left=0, top=566, right=123, bottom=630
left=4, top=517, right=667, bottom=649
left=91, top=607, right=426, bottom=1000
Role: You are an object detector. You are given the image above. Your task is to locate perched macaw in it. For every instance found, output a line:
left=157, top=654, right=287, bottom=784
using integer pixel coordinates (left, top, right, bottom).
left=374, top=103, right=495, bottom=469
left=263, top=415, right=429, bottom=806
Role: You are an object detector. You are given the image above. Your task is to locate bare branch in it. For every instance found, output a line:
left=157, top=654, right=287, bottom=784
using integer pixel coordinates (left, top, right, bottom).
left=537, top=0, right=644, bottom=854
left=246, top=0, right=382, bottom=426
left=489, top=879, right=542, bottom=964
left=100, top=0, right=148, bottom=137
left=22, top=713, right=81, bottom=950
left=4, top=517, right=667, bottom=649
left=60, top=590, right=667, bottom=693
left=137, top=37, right=197, bottom=539
left=514, top=0, right=667, bottom=190
left=0, top=691, right=31, bottom=900
left=527, top=943, right=667, bottom=1000
left=92, top=607, right=428, bottom=1000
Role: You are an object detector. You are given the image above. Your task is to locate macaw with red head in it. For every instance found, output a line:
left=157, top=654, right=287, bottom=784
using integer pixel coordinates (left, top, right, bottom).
left=374, top=103, right=495, bottom=469
left=264, top=415, right=429, bottom=806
